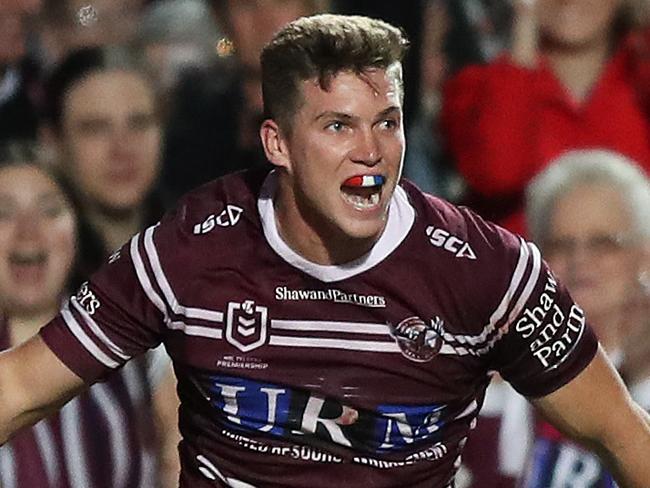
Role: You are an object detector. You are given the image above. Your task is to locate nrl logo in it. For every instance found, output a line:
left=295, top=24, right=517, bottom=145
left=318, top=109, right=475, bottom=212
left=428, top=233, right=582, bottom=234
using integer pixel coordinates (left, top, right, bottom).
left=225, top=300, right=268, bottom=352
left=390, top=316, right=445, bottom=363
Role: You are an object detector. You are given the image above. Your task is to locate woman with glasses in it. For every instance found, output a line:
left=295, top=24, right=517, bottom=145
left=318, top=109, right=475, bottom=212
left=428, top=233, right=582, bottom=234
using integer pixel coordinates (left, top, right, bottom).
left=521, top=149, right=650, bottom=487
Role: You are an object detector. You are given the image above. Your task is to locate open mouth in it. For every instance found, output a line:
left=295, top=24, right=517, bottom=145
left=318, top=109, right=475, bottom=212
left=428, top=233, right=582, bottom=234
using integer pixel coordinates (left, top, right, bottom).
left=340, top=175, right=385, bottom=210
left=8, top=251, right=48, bottom=282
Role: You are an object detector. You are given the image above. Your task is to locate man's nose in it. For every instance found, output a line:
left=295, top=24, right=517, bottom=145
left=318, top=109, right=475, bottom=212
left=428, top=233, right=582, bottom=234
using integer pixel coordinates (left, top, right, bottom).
left=349, top=128, right=381, bottom=166
left=14, top=209, right=43, bottom=241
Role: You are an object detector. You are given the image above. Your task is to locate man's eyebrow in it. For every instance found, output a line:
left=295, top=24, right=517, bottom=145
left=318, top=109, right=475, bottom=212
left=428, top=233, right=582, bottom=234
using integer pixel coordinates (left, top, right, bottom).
left=376, top=106, right=401, bottom=119
left=314, top=111, right=355, bottom=122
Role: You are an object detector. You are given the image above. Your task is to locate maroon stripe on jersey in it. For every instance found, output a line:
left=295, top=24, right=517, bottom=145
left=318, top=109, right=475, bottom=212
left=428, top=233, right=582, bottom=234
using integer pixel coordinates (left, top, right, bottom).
left=134, top=226, right=227, bottom=332
left=2, top=317, right=161, bottom=488
left=61, top=300, right=124, bottom=368
left=131, top=230, right=172, bottom=321
left=436, top=240, right=543, bottom=356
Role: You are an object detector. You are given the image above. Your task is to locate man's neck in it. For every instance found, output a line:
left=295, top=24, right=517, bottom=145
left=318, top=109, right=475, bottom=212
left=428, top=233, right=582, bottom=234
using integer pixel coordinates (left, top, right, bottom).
left=545, top=39, right=611, bottom=104
left=273, top=181, right=379, bottom=266
left=86, top=205, right=145, bottom=254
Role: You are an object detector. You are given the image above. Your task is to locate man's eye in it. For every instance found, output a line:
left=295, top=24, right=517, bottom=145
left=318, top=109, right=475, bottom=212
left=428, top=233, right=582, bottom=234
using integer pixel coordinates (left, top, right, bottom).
left=77, top=119, right=111, bottom=136
left=379, top=119, right=398, bottom=130
left=326, top=121, right=346, bottom=132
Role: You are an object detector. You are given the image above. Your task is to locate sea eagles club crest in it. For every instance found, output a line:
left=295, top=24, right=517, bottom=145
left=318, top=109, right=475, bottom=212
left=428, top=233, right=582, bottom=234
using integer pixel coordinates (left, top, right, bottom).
left=390, top=316, right=445, bottom=362
left=226, top=300, right=268, bottom=352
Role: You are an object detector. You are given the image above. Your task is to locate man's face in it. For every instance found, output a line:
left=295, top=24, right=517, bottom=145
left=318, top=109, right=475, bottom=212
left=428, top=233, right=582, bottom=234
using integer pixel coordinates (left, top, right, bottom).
left=274, top=65, right=405, bottom=253
left=61, top=70, right=161, bottom=214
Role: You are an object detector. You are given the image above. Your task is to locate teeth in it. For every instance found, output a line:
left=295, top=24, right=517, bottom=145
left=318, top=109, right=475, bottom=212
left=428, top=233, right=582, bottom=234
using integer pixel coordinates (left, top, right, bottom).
left=343, top=191, right=380, bottom=209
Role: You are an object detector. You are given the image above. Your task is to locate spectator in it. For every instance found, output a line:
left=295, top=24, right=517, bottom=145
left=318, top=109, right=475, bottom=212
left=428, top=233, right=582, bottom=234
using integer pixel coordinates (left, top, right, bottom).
left=0, top=0, right=43, bottom=142
left=521, top=149, right=650, bottom=486
left=402, top=0, right=459, bottom=198
left=442, top=0, right=650, bottom=235
left=136, top=0, right=225, bottom=102
left=44, top=46, right=167, bottom=254
left=0, top=141, right=176, bottom=487
left=37, top=0, right=145, bottom=69
left=43, top=46, right=181, bottom=484
left=162, top=0, right=330, bottom=200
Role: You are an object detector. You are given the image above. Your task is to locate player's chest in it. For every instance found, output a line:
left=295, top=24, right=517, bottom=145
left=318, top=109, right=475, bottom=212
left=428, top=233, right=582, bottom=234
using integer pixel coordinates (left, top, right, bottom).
left=164, top=265, right=488, bottom=404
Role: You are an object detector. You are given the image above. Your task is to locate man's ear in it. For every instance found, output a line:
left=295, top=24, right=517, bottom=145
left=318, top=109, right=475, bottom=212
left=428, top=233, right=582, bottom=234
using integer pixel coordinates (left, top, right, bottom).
left=260, top=119, right=292, bottom=171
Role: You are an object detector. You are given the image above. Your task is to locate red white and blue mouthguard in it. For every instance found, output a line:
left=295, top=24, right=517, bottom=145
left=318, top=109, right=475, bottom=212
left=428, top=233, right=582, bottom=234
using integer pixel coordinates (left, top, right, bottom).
left=343, top=175, right=385, bottom=187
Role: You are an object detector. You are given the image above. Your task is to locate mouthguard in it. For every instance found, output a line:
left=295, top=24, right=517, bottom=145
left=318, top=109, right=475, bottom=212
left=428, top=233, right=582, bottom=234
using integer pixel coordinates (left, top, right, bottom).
left=343, top=175, right=385, bottom=188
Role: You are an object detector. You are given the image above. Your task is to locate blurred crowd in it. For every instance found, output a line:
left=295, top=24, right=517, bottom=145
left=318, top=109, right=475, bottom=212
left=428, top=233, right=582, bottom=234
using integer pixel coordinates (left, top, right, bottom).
left=0, top=0, right=648, bottom=487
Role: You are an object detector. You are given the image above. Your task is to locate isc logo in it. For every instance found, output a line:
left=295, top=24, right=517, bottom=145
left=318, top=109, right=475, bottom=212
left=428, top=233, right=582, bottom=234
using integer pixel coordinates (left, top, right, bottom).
left=425, top=226, right=477, bottom=259
left=194, top=205, right=243, bottom=235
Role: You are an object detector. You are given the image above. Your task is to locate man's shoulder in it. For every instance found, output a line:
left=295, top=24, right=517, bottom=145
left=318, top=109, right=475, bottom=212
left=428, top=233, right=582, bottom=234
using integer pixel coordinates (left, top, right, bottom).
left=161, top=168, right=269, bottom=236
left=140, top=168, right=269, bottom=273
left=401, top=179, right=522, bottom=259
left=400, top=180, right=530, bottom=325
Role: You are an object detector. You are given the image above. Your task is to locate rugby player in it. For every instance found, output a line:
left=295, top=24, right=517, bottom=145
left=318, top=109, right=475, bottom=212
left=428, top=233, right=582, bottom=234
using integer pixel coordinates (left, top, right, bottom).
left=0, top=14, right=649, bottom=487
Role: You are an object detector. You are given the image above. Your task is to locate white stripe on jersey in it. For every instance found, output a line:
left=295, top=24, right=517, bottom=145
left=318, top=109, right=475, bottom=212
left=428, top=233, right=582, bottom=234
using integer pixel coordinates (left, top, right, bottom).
left=272, top=320, right=390, bottom=335
left=439, top=240, right=543, bottom=354
left=504, top=242, right=542, bottom=326
left=131, top=232, right=169, bottom=320
left=269, top=336, right=401, bottom=353
left=62, top=398, right=91, bottom=488
left=196, top=454, right=258, bottom=488
left=70, top=296, right=131, bottom=361
left=0, top=444, right=17, bottom=488
left=34, top=421, right=60, bottom=486
left=454, top=400, right=479, bottom=420
left=167, top=321, right=223, bottom=339
left=442, top=237, right=531, bottom=346
left=141, top=225, right=225, bottom=322
left=61, top=304, right=120, bottom=368
left=90, top=383, right=130, bottom=488
left=451, top=243, right=543, bottom=357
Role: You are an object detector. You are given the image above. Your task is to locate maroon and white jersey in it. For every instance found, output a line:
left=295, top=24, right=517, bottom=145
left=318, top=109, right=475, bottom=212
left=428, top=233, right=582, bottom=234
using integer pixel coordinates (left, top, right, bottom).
left=0, top=318, right=164, bottom=488
left=40, top=169, right=598, bottom=488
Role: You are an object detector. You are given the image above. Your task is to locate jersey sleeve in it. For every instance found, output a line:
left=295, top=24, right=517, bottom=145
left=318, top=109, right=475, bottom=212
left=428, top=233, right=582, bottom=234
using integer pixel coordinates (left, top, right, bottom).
left=39, top=206, right=191, bottom=383
left=458, top=208, right=599, bottom=398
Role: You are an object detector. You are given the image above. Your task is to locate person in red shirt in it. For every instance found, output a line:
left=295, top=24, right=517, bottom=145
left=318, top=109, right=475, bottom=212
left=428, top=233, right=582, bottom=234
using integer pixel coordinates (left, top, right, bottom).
left=441, top=0, right=650, bottom=235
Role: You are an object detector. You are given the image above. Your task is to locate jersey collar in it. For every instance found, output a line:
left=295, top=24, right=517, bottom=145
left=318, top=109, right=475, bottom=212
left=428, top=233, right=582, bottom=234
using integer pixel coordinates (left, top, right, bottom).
left=257, top=170, right=415, bottom=282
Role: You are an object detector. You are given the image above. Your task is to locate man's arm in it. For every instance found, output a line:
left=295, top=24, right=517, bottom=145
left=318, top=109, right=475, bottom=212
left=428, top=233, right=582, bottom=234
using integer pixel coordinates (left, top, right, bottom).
left=0, top=335, right=86, bottom=444
left=152, top=364, right=182, bottom=488
left=533, top=346, right=650, bottom=488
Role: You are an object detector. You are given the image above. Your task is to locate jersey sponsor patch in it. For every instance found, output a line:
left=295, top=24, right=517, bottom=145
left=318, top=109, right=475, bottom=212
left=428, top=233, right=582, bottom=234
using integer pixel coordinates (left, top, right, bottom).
left=75, top=281, right=101, bottom=315
left=193, top=205, right=243, bottom=234
left=200, top=374, right=448, bottom=455
left=513, top=271, right=587, bottom=370
left=425, top=226, right=477, bottom=259
left=274, top=286, right=386, bottom=308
